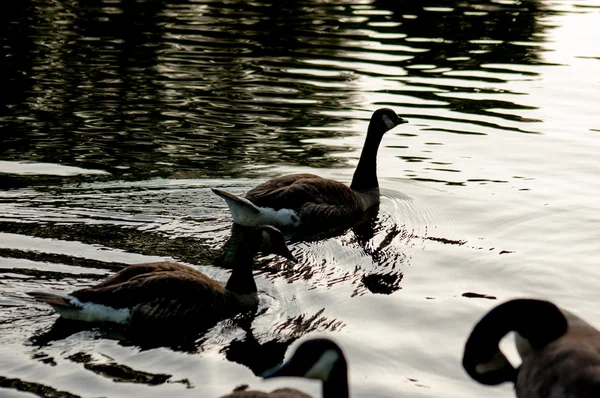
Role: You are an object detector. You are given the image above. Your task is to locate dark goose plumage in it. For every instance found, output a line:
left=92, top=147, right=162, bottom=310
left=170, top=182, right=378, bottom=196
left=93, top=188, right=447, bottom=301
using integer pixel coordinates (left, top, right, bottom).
left=213, top=108, right=407, bottom=228
left=220, top=388, right=311, bottom=398
left=221, top=338, right=348, bottom=398
left=28, top=226, right=296, bottom=327
left=463, top=298, right=600, bottom=398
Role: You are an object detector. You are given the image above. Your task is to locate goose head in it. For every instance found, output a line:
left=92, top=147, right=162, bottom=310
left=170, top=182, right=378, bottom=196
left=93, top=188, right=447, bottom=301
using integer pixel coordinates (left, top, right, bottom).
left=259, top=225, right=297, bottom=262
left=462, top=298, right=568, bottom=386
left=263, top=338, right=347, bottom=382
left=368, top=108, right=408, bottom=136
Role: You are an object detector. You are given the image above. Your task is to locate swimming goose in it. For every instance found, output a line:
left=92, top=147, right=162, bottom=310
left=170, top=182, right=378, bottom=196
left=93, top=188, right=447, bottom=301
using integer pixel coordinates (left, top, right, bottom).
left=213, top=108, right=407, bottom=229
left=28, top=226, right=296, bottom=327
left=462, top=298, right=600, bottom=397
left=221, top=338, right=348, bottom=398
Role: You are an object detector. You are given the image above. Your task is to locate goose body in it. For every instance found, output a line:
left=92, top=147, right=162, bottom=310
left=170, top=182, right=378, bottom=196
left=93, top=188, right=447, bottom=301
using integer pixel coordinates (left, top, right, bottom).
left=213, top=109, right=407, bottom=228
left=222, top=338, right=349, bottom=398
left=220, top=388, right=311, bottom=398
left=28, top=226, right=296, bottom=327
left=463, top=298, right=600, bottom=398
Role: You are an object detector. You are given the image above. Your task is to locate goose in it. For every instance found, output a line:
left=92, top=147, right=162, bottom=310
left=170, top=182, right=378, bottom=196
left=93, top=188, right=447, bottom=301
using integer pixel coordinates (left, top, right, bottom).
left=212, top=108, right=407, bottom=229
left=28, top=226, right=296, bottom=327
left=462, top=298, right=600, bottom=397
left=221, top=338, right=348, bottom=398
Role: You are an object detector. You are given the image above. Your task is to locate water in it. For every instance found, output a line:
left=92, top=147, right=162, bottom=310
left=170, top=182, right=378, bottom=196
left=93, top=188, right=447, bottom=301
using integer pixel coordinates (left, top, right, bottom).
left=1, top=0, right=600, bottom=396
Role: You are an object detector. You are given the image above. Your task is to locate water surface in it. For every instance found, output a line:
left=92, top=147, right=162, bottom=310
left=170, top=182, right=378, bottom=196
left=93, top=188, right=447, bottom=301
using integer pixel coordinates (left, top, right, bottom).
left=1, top=0, right=600, bottom=397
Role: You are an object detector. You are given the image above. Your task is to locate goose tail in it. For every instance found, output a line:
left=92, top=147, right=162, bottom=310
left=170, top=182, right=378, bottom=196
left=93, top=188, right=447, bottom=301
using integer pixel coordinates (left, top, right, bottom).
left=28, top=291, right=79, bottom=311
left=28, top=292, right=131, bottom=323
left=211, top=188, right=262, bottom=226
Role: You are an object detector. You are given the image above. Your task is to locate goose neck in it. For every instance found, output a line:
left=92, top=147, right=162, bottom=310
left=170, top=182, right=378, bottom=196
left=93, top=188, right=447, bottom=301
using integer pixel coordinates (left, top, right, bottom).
left=223, top=230, right=259, bottom=295
left=350, top=130, right=383, bottom=192
left=322, top=361, right=349, bottom=398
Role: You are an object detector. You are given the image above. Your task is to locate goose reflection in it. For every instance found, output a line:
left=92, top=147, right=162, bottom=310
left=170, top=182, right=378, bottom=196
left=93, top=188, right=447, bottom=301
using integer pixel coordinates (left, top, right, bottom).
left=260, top=203, right=407, bottom=296
left=30, top=306, right=344, bottom=380
left=224, top=308, right=345, bottom=376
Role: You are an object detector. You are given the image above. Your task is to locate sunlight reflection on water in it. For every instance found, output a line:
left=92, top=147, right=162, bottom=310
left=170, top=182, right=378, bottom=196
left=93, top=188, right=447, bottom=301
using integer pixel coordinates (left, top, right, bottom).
left=1, top=0, right=600, bottom=397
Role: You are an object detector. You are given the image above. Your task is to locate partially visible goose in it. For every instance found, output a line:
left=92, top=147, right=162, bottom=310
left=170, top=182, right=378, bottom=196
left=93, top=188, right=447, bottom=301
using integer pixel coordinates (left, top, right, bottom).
left=221, top=338, right=348, bottom=398
left=28, top=226, right=296, bottom=327
left=213, top=108, right=407, bottom=229
left=463, top=298, right=600, bottom=397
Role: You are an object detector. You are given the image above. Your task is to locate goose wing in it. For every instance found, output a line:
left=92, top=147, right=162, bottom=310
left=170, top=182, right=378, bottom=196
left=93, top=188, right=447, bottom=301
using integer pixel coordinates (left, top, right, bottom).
left=91, top=262, right=193, bottom=289
left=72, top=263, right=228, bottom=311
left=245, top=173, right=359, bottom=211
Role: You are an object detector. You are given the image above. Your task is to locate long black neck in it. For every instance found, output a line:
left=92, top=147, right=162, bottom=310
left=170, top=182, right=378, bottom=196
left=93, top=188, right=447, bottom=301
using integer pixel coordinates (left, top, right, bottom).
left=481, top=299, right=567, bottom=350
left=350, top=128, right=384, bottom=192
left=462, top=299, right=567, bottom=385
left=223, top=227, right=259, bottom=295
left=322, top=360, right=349, bottom=398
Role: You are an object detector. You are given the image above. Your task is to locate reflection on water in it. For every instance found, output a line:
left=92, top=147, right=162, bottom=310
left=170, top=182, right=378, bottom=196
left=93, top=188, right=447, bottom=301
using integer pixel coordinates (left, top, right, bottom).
left=2, top=0, right=551, bottom=181
left=0, top=180, right=423, bottom=293
left=2, top=0, right=600, bottom=397
left=30, top=305, right=343, bottom=378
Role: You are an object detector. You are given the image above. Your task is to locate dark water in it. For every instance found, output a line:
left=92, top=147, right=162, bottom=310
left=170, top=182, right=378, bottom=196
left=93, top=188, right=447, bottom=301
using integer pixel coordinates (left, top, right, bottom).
left=1, top=1, right=600, bottom=397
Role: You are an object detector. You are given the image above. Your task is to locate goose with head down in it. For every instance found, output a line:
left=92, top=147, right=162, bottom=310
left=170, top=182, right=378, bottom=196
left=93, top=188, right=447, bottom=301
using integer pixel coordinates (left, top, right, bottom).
left=212, top=108, right=407, bottom=229
left=221, top=338, right=349, bottom=398
left=463, top=298, right=600, bottom=397
left=28, top=225, right=296, bottom=328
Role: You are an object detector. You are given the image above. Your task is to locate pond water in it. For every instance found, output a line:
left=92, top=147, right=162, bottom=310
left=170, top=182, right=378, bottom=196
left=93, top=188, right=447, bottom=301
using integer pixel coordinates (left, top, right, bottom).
left=1, top=0, right=600, bottom=397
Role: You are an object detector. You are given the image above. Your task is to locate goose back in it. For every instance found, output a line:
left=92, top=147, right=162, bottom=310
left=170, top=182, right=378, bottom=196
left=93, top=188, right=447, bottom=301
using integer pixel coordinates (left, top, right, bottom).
left=245, top=174, right=367, bottom=223
left=72, top=262, right=252, bottom=325
left=516, top=312, right=600, bottom=398
left=220, top=388, right=312, bottom=398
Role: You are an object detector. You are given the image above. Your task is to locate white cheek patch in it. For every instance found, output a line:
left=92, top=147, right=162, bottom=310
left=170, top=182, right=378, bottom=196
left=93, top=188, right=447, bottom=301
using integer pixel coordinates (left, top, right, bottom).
left=475, top=350, right=511, bottom=375
left=382, top=114, right=396, bottom=130
left=305, top=349, right=339, bottom=381
left=515, top=332, right=533, bottom=360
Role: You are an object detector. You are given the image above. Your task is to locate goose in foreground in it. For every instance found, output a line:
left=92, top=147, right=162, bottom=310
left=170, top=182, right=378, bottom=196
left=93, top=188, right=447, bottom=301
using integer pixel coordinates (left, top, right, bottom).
left=28, top=226, right=296, bottom=327
left=462, top=298, right=600, bottom=397
left=213, top=108, right=407, bottom=229
left=221, top=338, right=348, bottom=398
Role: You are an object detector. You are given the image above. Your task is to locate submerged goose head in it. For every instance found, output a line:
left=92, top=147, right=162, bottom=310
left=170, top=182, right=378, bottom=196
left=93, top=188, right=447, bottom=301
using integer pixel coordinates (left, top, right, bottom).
left=263, top=338, right=349, bottom=398
left=462, top=298, right=569, bottom=386
left=258, top=225, right=297, bottom=262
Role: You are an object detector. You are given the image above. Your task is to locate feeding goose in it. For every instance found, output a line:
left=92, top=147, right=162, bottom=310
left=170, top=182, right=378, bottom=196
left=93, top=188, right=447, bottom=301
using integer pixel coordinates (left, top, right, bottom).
left=28, top=226, right=296, bottom=327
left=221, top=338, right=349, bottom=398
left=213, top=108, right=407, bottom=229
left=462, top=298, right=600, bottom=397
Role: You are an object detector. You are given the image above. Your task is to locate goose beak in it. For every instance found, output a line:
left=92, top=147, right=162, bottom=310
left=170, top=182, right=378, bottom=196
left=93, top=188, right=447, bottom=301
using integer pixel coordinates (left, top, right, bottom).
left=284, top=251, right=298, bottom=263
left=262, top=360, right=294, bottom=379
left=274, top=244, right=298, bottom=263
left=398, top=117, right=408, bottom=125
